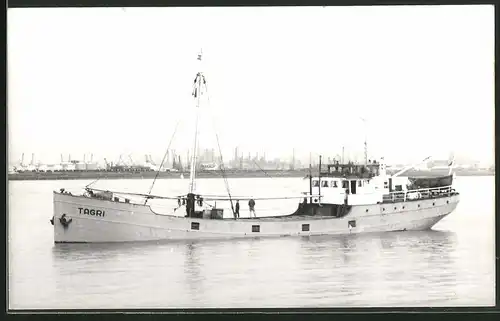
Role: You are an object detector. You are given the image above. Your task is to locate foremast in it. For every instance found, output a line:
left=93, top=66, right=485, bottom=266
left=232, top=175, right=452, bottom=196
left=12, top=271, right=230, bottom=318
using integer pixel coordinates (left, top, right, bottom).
left=189, top=50, right=204, bottom=194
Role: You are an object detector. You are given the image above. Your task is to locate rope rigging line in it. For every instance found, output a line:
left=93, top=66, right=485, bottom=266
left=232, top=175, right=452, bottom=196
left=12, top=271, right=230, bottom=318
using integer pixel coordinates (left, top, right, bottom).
left=144, top=119, right=182, bottom=205
left=202, top=78, right=236, bottom=217
left=85, top=176, right=101, bottom=189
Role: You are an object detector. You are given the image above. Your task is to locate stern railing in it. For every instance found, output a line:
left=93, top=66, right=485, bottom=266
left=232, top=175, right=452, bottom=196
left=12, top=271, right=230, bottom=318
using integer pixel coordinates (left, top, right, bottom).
left=383, top=185, right=456, bottom=203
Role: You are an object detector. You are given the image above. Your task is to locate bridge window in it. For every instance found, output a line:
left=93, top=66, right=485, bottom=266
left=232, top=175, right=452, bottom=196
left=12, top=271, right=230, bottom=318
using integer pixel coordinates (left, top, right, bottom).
left=191, top=222, right=200, bottom=230
left=302, top=224, right=310, bottom=231
left=322, top=181, right=329, bottom=187
left=312, top=180, right=319, bottom=187
left=342, top=181, right=349, bottom=189
left=252, top=225, right=260, bottom=233
left=358, top=180, right=362, bottom=187
left=332, top=181, right=338, bottom=188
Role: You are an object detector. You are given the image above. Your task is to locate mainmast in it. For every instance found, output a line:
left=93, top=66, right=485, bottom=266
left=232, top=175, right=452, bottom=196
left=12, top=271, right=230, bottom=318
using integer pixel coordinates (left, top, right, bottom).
left=189, top=50, right=204, bottom=194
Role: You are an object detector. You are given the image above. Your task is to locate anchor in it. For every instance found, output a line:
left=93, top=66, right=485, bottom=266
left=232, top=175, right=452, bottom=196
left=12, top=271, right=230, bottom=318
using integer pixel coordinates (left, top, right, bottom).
left=59, top=214, right=73, bottom=228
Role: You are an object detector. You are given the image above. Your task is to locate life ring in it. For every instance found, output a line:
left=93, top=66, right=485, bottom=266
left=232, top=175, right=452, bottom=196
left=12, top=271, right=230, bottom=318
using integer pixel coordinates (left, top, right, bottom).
left=59, top=214, right=73, bottom=228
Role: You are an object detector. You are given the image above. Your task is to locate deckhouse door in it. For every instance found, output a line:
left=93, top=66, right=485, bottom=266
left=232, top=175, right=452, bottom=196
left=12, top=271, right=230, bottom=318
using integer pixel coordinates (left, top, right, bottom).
left=350, top=180, right=357, bottom=194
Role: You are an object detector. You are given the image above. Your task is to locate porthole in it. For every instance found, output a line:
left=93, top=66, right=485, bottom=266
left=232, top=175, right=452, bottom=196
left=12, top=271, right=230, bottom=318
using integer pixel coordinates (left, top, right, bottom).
left=302, top=224, right=310, bottom=232
left=252, top=225, right=260, bottom=233
left=365, top=209, right=369, bottom=213
left=446, top=200, right=449, bottom=204
left=432, top=202, right=435, bottom=206
left=418, top=204, right=420, bottom=208
left=402, top=206, right=405, bottom=209
left=191, top=222, right=200, bottom=230
left=382, top=208, right=385, bottom=211
left=394, top=207, right=397, bottom=210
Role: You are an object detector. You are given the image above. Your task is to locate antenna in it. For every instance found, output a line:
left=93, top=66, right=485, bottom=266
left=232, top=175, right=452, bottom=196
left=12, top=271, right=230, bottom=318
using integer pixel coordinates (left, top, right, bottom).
left=318, top=155, right=322, bottom=205
left=309, top=158, right=312, bottom=203
left=360, top=117, right=368, bottom=165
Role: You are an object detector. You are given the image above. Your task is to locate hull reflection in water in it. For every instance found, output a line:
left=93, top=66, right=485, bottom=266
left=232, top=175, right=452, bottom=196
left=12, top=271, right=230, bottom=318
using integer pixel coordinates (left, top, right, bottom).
left=47, top=229, right=482, bottom=308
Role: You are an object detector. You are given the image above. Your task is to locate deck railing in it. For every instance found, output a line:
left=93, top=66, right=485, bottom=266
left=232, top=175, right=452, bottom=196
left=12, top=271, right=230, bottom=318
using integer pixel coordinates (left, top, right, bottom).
left=383, top=185, right=456, bottom=203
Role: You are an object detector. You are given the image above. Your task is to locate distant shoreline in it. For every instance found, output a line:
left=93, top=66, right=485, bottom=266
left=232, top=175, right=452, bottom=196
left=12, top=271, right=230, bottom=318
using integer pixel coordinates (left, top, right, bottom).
left=8, top=170, right=310, bottom=181
left=7, top=169, right=495, bottom=181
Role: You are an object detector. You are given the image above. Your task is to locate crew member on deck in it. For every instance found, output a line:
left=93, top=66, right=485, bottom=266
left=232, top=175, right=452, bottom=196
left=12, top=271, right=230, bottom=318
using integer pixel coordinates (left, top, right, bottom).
left=235, top=200, right=240, bottom=218
left=248, top=199, right=256, bottom=217
left=185, top=194, right=195, bottom=217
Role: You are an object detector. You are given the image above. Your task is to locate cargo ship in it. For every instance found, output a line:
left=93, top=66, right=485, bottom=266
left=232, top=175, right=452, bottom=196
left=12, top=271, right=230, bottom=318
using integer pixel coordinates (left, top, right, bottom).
left=48, top=50, right=463, bottom=243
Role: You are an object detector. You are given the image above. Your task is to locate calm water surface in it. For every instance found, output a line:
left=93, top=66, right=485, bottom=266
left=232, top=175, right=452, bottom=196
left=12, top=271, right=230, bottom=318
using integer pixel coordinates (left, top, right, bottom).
left=8, top=176, right=495, bottom=309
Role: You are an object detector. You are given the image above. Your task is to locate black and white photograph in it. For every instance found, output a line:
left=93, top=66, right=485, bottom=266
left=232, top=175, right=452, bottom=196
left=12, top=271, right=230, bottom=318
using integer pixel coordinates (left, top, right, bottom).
left=7, top=5, right=495, bottom=310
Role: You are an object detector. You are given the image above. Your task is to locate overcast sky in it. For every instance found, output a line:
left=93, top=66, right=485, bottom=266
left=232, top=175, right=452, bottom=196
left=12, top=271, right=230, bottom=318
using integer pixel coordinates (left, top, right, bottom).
left=8, top=5, right=494, bottom=166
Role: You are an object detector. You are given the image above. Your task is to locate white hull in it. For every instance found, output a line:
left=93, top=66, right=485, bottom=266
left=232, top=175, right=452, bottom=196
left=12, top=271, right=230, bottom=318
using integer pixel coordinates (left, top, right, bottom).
left=52, top=192, right=459, bottom=243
